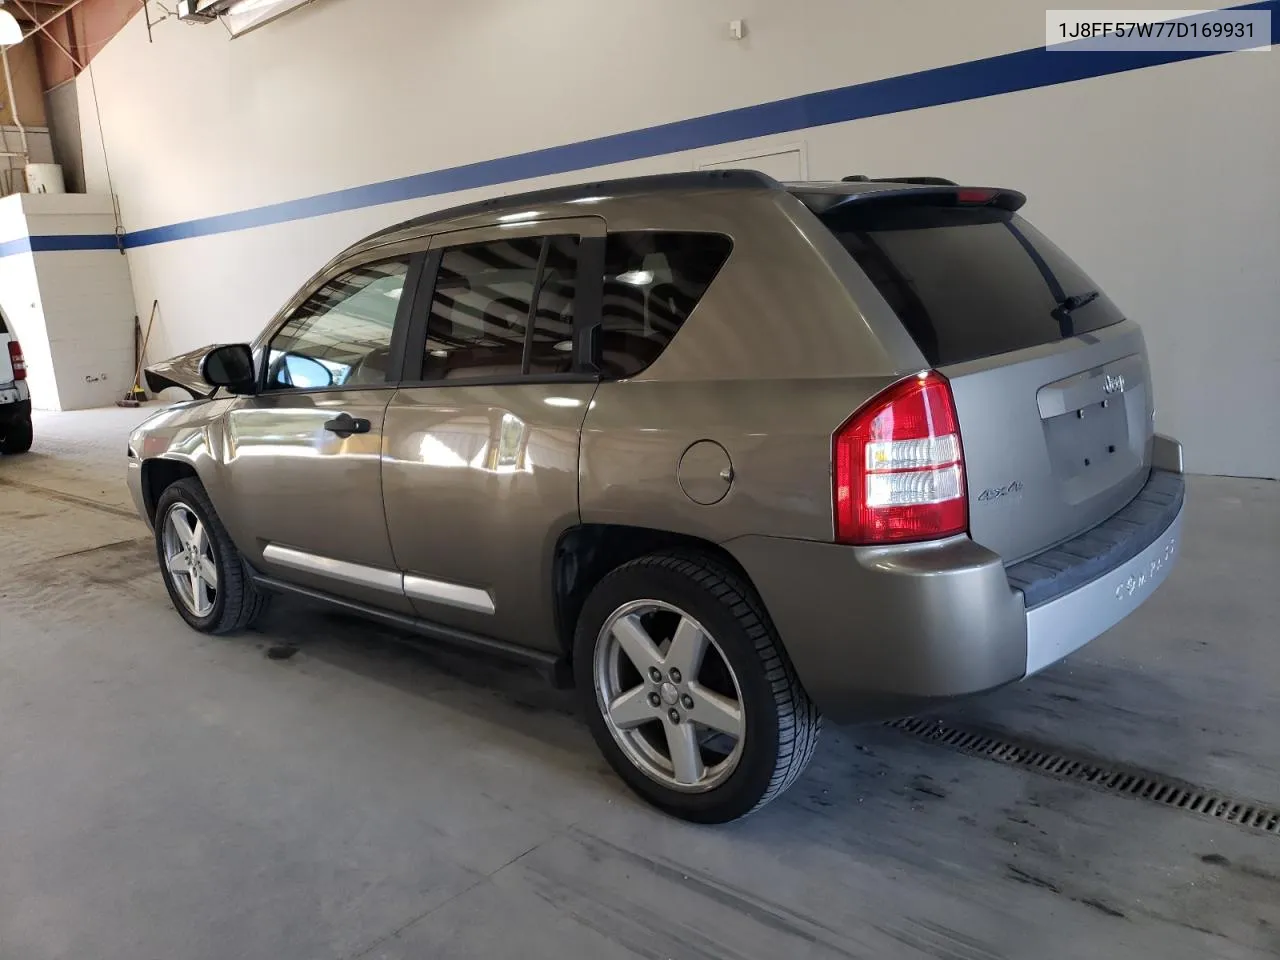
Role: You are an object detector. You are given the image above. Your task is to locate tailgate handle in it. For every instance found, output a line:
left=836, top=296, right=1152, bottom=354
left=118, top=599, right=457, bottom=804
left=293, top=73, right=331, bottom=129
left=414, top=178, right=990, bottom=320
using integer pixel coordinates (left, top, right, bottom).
left=1037, top=354, right=1143, bottom=419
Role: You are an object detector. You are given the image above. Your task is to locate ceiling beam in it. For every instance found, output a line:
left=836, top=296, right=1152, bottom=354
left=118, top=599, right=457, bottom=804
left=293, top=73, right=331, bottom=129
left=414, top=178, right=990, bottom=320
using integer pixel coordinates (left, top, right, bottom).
left=9, top=0, right=83, bottom=68
left=18, top=0, right=96, bottom=41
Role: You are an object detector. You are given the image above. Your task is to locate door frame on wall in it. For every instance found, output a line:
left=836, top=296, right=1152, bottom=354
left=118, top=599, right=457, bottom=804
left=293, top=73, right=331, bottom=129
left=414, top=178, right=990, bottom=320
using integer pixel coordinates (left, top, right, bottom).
left=694, top=141, right=808, bottom=181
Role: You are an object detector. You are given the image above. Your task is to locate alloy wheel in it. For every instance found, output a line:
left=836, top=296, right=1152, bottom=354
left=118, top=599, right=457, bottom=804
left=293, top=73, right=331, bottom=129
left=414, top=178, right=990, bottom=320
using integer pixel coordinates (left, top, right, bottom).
left=162, top=503, right=218, bottom=618
left=594, top=599, right=746, bottom=792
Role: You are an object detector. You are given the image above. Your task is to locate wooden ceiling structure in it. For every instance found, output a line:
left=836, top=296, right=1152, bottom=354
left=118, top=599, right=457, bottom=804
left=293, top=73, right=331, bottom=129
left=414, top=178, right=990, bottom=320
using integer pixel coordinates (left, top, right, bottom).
left=4, top=0, right=142, bottom=90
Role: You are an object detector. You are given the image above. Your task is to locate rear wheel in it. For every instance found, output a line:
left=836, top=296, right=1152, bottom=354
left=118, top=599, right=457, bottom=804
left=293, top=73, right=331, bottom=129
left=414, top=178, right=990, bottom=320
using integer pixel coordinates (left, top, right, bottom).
left=574, top=551, right=821, bottom=823
left=0, top=416, right=32, bottom=454
left=154, top=478, right=269, bottom=634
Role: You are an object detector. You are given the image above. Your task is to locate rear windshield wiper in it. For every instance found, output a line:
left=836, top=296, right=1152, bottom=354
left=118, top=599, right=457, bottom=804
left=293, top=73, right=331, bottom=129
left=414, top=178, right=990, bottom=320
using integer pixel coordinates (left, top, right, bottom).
left=1051, top=290, right=1099, bottom=337
left=1056, top=291, right=1100, bottom=314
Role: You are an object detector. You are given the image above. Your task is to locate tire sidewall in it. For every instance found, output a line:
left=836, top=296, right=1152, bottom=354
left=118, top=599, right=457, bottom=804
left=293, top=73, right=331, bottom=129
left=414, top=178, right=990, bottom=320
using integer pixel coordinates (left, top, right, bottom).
left=574, top=556, right=783, bottom=823
left=154, top=482, right=229, bottom=632
left=1, top=417, right=32, bottom=454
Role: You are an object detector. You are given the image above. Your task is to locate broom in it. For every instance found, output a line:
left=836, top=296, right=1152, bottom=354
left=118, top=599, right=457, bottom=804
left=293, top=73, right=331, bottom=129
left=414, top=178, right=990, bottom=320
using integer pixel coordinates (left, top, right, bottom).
left=118, top=299, right=158, bottom=408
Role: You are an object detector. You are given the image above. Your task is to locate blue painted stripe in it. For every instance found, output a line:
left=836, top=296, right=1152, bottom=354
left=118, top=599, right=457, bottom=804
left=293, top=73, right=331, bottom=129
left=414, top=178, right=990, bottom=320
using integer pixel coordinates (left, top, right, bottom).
left=29, top=234, right=121, bottom=252
left=0, top=236, right=32, bottom=257
left=0, top=233, right=118, bottom=257
left=10, top=0, right=1277, bottom=257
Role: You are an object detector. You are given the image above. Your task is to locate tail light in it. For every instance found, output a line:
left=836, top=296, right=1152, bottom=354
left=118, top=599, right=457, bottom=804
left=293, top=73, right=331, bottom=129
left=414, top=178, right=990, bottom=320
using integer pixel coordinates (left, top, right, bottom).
left=7, top=340, right=25, bottom=380
left=833, top=371, right=967, bottom=545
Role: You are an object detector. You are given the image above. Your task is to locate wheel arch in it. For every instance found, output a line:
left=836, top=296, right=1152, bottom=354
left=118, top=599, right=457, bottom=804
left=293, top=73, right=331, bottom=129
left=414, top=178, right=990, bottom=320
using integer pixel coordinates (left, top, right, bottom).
left=140, top=457, right=202, bottom=523
left=551, top=523, right=763, bottom=665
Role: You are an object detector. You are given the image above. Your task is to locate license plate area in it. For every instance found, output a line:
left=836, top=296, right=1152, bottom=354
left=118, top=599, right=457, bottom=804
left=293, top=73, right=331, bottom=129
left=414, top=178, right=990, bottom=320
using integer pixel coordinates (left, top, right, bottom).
left=1043, top=391, right=1144, bottom=502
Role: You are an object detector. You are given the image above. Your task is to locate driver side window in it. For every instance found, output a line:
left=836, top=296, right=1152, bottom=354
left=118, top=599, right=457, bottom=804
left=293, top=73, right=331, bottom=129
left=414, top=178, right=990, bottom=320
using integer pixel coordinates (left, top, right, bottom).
left=266, top=258, right=410, bottom=391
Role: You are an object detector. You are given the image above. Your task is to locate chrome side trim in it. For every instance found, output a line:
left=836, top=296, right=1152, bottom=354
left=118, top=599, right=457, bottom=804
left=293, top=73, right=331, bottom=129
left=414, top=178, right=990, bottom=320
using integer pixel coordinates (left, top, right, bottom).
left=403, top=573, right=496, bottom=615
left=261, top=544, right=403, bottom=594
left=259, top=544, right=495, bottom=613
left=1024, top=502, right=1183, bottom=677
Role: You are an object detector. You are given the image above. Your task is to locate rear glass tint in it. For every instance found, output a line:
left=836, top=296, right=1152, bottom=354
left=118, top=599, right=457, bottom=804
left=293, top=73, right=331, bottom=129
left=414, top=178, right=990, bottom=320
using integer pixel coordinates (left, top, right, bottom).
left=599, top=231, right=732, bottom=379
left=817, top=201, right=1125, bottom=366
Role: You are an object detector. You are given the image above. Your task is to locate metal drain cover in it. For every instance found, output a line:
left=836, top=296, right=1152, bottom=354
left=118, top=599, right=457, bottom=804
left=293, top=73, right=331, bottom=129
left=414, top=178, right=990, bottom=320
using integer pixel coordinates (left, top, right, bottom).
left=888, top=717, right=1280, bottom=836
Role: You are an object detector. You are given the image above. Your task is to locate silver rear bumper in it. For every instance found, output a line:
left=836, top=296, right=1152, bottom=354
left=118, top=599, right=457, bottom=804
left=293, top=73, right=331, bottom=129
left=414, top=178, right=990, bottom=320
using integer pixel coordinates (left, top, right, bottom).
left=1025, top=499, right=1183, bottom=676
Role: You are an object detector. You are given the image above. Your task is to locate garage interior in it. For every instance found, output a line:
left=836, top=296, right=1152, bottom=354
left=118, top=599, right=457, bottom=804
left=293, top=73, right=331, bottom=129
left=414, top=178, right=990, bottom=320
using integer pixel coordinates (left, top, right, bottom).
left=1, top=2, right=1278, bottom=958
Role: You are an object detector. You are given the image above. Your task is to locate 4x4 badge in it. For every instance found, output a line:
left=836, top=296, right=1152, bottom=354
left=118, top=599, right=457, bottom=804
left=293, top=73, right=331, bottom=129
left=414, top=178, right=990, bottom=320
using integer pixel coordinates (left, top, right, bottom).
left=978, top=480, right=1024, bottom=502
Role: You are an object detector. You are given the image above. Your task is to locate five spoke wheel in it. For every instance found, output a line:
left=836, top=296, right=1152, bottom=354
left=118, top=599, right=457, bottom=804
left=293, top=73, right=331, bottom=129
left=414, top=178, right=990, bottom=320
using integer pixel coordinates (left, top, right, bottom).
left=162, top=504, right=218, bottom=618
left=594, top=600, right=745, bottom=792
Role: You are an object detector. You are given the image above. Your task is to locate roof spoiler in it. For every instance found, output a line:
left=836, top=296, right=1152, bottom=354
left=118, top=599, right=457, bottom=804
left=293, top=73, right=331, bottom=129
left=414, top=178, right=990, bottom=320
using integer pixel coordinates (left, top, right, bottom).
left=842, top=175, right=959, bottom=186
left=806, top=184, right=1027, bottom=216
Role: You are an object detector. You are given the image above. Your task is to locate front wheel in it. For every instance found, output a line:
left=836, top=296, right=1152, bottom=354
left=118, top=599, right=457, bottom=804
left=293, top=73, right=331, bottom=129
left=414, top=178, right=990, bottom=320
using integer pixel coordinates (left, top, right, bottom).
left=574, top=551, right=821, bottom=823
left=154, top=477, right=269, bottom=634
left=0, top=417, right=32, bottom=454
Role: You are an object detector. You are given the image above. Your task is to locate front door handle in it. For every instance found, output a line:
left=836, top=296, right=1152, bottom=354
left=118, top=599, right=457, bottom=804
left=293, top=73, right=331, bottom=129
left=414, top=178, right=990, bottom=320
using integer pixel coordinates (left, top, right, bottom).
left=323, top=413, right=371, bottom=438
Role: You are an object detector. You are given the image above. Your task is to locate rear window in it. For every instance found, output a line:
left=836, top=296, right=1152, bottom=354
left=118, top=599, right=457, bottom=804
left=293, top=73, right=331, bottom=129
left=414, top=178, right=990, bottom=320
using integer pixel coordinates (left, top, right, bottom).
left=818, top=201, right=1124, bottom=366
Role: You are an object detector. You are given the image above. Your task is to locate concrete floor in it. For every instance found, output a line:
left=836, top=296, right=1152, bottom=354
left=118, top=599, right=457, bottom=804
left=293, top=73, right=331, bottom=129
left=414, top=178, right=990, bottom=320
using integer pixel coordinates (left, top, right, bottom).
left=1, top=404, right=1278, bottom=960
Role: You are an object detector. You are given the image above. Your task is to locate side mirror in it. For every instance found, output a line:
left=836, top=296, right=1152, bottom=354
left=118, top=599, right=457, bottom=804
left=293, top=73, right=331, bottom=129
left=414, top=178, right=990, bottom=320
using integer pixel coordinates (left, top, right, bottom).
left=200, top=343, right=256, bottom=394
left=267, top=351, right=334, bottom=389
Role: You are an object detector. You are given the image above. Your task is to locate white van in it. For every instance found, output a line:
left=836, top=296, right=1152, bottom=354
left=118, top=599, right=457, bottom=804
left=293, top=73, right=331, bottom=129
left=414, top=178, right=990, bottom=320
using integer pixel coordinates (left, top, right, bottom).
left=0, top=306, right=32, bottom=454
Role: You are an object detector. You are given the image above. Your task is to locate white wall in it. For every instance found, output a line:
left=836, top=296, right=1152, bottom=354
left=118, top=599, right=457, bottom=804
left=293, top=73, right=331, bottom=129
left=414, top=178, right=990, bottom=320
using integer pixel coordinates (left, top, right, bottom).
left=73, top=0, right=1280, bottom=477
left=0, top=193, right=135, bottom=410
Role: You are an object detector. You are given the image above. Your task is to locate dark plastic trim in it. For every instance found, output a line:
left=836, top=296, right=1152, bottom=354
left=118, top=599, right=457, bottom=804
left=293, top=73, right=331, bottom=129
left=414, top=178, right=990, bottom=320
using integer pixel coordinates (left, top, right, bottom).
left=1007, top=469, right=1185, bottom=609
left=0, top=397, right=31, bottom=423
left=249, top=572, right=563, bottom=670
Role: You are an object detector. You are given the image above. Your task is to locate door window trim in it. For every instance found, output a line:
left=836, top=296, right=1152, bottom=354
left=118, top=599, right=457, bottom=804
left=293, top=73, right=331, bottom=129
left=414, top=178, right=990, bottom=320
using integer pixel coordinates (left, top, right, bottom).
left=400, top=219, right=605, bottom=388
left=255, top=250, right=427, bottom=396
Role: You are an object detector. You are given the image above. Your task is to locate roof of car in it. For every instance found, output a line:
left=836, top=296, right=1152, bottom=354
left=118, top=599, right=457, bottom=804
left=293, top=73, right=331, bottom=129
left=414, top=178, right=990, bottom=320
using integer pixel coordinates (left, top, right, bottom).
left=364, top=170, right=934, bottom=245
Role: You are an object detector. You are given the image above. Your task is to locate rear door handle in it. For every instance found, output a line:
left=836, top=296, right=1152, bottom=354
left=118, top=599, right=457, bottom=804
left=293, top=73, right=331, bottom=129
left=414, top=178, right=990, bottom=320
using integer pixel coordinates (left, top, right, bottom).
left=323, top=413, right=371, bottom=437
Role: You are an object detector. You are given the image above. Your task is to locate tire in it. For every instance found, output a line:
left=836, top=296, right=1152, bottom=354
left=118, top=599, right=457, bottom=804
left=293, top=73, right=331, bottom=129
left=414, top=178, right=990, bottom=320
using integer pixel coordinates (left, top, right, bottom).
left=154, top=477, right=270, bottom=634
left=574, top=550, right=821, bottom=823
left=0, top=417, right=32, bottom=454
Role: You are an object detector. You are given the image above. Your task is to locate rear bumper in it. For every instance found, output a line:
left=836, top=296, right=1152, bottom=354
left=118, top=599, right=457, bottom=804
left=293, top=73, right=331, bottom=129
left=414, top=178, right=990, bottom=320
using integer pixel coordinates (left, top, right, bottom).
left=725, top=439, right=1185, bottom=723
left=1014, top=464, right=1183, bottom=675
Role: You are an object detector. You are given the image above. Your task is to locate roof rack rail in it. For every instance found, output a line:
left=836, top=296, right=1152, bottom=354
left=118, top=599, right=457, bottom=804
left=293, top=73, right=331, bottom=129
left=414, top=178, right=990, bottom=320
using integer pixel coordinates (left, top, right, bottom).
left=841, top=175, right=958, bottom=186
left=368, top=169, right=781, bottom=244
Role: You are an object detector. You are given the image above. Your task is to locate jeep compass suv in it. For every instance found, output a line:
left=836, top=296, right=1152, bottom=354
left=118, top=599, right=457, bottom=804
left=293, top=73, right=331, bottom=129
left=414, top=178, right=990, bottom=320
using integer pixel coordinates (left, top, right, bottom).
left=127, top=171, right=1184, bottom=822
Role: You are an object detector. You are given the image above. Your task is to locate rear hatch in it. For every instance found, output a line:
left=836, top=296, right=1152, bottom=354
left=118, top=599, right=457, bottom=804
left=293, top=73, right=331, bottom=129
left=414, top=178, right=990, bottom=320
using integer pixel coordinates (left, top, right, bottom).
left=809, top=186, right=1154, bottom=563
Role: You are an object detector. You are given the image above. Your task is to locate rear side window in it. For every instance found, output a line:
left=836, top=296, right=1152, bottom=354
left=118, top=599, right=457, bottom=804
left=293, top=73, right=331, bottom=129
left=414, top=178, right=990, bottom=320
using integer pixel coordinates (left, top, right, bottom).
left=599, top=231, right=732, bottom=379
left=819, top=203, right=1125, bottom=366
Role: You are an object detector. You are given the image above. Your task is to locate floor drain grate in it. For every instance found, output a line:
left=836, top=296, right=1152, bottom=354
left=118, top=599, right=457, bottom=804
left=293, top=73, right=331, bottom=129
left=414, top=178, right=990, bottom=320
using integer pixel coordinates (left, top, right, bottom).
left=887, top=717, right=1280, bottom=836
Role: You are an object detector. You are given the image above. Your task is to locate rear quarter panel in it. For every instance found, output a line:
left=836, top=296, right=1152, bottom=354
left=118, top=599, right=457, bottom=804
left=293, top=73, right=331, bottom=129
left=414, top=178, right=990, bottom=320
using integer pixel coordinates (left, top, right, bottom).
left=580, top=190, right=922, bottom=544
left=580, top=377, right=895, bottom=542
